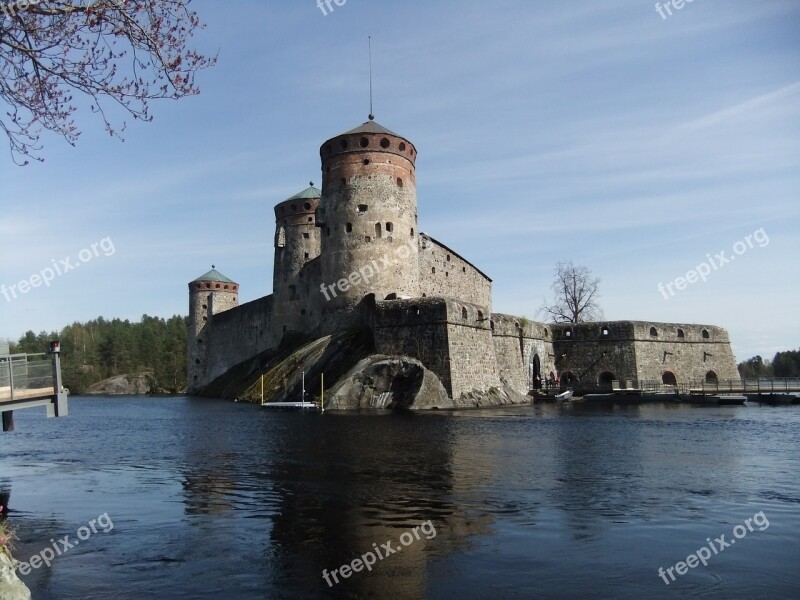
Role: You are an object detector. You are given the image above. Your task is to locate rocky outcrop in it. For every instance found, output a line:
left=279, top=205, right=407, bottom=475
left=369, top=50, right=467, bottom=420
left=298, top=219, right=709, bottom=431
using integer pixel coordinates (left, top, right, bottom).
left=0, top=552, right=31, bottom=600
left=325, top=355, right=451, bottom=410
left=84, top=374, right=157, bottom=396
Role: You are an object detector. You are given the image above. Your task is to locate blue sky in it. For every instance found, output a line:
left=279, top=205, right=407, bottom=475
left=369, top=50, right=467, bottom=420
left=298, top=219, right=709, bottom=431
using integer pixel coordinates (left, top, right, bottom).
left=1, top=0, right=798, bottom=363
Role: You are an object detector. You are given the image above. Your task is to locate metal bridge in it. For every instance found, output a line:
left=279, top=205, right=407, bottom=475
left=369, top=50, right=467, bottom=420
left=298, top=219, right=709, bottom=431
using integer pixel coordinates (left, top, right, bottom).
left=617, top=378, right=800, bottom=396
left=1, top=348, right=68, bottom=432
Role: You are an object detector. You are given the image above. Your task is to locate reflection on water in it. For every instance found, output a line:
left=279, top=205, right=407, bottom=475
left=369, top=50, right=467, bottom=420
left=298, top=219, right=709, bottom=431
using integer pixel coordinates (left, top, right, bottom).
left=1, top=398, right=799, bottom=599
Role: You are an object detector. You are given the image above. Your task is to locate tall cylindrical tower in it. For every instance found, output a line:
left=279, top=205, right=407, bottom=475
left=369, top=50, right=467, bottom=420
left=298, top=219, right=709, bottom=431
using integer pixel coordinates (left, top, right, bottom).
left=272, top=185, right=322, bottom=337
left=318, top=119, right=419, bottom=318
left=187, top=268, right=239, bottom=393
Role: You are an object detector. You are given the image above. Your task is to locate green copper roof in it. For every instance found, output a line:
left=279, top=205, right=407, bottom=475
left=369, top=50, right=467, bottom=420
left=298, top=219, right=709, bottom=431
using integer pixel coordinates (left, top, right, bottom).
left=285, top=185, right=321, bottom=202
left=192, top=268, right=236, bottom=284
left=341, top=119, right=401, bottom=137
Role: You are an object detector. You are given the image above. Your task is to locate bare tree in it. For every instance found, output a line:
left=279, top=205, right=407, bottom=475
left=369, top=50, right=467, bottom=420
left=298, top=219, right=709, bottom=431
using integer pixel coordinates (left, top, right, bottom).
left=0, top=0, right=215, bottom=164
left=541, top=261, right=603, bottom=323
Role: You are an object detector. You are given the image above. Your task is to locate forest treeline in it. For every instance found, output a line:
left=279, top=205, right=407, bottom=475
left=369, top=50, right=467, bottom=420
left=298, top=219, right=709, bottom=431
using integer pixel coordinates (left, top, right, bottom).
left=738, top=350, right=800, bottom=379
left=8, top=315, right=188, bottom=393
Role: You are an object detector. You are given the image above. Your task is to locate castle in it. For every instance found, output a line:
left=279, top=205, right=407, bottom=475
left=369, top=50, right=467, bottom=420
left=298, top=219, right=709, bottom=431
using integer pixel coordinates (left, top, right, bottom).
left=187, top=118, right=738, bottom=406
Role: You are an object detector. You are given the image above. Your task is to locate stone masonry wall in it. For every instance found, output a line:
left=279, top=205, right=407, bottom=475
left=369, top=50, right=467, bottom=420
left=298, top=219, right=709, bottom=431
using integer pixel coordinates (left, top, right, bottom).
left=418, top=235, right=492, bottom=311
left=374, top=298, right=452, bottom=394
left=630, top=322, right=739, bottom=382
left=204, top=296, right=274, bottom=387
left=491, top=315, right=556, bottom=395
left=444, top=300, right=500, bottom=397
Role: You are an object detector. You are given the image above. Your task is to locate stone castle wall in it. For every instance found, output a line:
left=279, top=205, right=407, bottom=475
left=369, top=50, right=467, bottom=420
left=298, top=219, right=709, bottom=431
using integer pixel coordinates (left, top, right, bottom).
left=552, top=321, right=739, bottom=385
left=491, top=315, right=556, bottom=395
left=418, top=236, right=492, bottom=311
left=203, top=296, right=274, bottom=387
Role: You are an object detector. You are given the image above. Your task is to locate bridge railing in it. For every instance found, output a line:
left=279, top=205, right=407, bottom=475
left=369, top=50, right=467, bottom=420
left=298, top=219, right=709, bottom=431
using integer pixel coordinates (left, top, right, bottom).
left=626, top=378, right=800, bottom=394
left=1, top=347, right=68, bottom=432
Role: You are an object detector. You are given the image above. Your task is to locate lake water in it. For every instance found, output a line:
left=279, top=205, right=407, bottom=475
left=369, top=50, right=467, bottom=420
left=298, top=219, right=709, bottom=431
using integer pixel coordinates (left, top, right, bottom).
left=1, top=397, right=799, bottom=599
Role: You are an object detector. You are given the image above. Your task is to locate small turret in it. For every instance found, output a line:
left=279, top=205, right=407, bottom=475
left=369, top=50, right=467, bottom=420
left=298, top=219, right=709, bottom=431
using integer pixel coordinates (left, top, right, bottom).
left=187, top=267, right=239, bottom=393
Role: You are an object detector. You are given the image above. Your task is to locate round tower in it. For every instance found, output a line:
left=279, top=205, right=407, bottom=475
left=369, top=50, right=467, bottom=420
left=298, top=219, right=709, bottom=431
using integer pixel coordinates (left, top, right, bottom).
left=272, top=185, right=322, bottom=337
left=187, top=267, right=239, bottom=393
left=318, top=119, right=419, bottom=318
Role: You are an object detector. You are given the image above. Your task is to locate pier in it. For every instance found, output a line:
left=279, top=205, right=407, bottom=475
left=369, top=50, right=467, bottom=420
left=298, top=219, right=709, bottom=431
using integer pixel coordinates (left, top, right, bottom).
left=622, top=378, right=800, bottom=396
left=0, top=342, right=68, bottom=432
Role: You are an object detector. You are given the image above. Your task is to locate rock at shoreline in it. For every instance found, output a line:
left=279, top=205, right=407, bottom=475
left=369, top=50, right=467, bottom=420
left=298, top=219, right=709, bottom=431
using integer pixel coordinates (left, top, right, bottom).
left=84, top=374, right=157, bottom=396
left=0, top=552, right=31, bottom=600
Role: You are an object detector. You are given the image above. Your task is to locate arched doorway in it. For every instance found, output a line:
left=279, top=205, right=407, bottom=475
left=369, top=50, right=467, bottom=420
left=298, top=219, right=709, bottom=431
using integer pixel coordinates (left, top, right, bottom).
left=662, top=371, right=677, bottom=386
left=561, top=371, right=577, bottom=385
left=598, top=371, right=616, bottom=387
left=705, top=371, right=718, bottom=383
left=531, top=354, right=541, bottom=389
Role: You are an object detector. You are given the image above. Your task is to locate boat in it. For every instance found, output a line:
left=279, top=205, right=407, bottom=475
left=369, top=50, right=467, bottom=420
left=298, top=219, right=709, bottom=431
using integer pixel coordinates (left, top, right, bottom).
left=555, top=389, right=574, bottom=401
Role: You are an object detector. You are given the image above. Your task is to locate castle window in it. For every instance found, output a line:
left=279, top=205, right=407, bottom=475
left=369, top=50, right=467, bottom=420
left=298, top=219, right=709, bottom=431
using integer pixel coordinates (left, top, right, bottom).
left=205, top=283, right=211, bottom=288
left=375, top=223, right=382, bottom=238
left=303, top=232, right=310, bottom=239
left=446, top=272, right=449, bottom=277
left=544, top=328, right=549, bottom=337
left=202, top=316, right=207, bottom=322
left=215, top=284, right=220, bottom=289
left=386, top=222, right=393, bottom=233
left=706, top=370, right=718, bottom=382
left=410, top=228, right=415, bottom=237
left=565, top=330, right=572, bottom=338
left=304, top=252, right=309, bottom=259
left=202, top=304, right=207, bottom=310
left=346, top=222, right=353, bottom=233
left=602, top=327, right=609, bottom=336
left=360, top=137, right=369, bottom=148
left=702, top=329, right=710, bottom=339
left=365, top=236, right=371, bottom=242
left=399, top=142, right=406, bottom=151
left=224, top=285, right=229, bottom=290
left=195, top=359, right=200, bottom=364
left=662, top=371, right=677, bottom=385
left=308, top=217, right=313, bottom=223
left=677, top=328, right=685, bottom=338
left=358, top=204, right=368, bottom=213
left=462, top=267, right=466, bottom=272
left=301, top=309, right=306, bottom=316
left=490, top=320, right=495, bottom=331
left=432, top=267, right=436, bottom=274
left=304, top=202, right=312, bottom=210
left=363, top=159, right=370, bottom=165
left=380, top=138, right=390, bottom=148
left=650, top=327, right=658, bottom=337
left=196, top=283, right=201, bottom=289
left=446, top=254, right=451, bottom=262
left=234, top=297, right=237, bottom=302
left=462, top=307, right=468, bottom=320
left=397, top=178, right=403, bottom=188
left=478, top=310, right=484, bottom=321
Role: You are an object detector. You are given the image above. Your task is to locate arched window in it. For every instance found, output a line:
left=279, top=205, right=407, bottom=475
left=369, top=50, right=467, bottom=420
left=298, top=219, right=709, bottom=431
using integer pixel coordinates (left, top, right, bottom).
left=677, top=329, right=685, bottom=338
left=461, top=307, right=468, bottom=320
left=375, top=223, right=382, bottom=238
left=650, top=327, right=658, bottom=337
left=702, top=329, right=710, bottom=339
